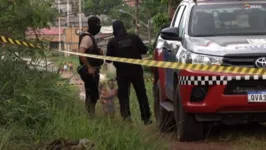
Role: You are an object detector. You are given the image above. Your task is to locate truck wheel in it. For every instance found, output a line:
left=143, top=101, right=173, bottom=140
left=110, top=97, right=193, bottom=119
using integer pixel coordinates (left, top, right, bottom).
left=155, top=81, right=175, bottom=132
left=174, top=86, right=205, bottom=142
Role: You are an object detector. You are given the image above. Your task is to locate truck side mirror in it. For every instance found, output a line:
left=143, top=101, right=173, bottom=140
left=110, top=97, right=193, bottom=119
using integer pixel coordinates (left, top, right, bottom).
left=160, top=27, right=181, bottom=41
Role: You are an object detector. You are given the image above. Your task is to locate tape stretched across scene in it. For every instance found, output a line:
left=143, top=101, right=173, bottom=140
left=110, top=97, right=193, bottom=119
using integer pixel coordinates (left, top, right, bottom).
left=1, top=35, right=266, bottom=75
left=55, top=78, right=154, bottom=86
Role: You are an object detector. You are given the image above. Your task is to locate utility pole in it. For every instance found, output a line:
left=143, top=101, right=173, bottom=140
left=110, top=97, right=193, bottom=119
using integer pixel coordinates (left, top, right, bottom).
left=135, top=0, right=139, bottom=35
left=79, top=0, right=82, bottom=32
left=67, top=0, right=70, bottom=56
left=148, top=20, right=151, bottom=45
left=67, top=0, right=69, bottom=27
left=58, top=0, right=61, bottom=51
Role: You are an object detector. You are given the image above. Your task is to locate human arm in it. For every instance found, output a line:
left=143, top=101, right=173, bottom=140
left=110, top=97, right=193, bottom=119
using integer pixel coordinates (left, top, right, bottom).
left=136, top=35, right=148, bottom=54
left=79, top=36, right=94, bottom=74
left=106, top=40, right=115, bottom=63
left=100, top=89, right=117, bottom=99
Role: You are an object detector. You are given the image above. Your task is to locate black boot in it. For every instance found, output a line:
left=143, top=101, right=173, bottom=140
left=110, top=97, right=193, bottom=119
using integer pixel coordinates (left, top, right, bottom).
left=122, top=116, right=133, bottom=124
left=144, top=119, right=152, bottom=125
left=86, top=100, right=96, bottom=117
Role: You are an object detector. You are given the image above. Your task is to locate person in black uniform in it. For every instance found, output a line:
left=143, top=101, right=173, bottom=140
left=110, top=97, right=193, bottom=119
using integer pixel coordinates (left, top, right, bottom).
left=78, top=16, right=104, bottom=116
left=106, top=20, right=152, bottom=125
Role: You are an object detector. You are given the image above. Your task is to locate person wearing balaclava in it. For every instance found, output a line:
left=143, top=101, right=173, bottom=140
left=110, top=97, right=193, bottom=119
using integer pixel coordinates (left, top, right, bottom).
left=77, top=16, right=104, bottom=116
left=106, top=20, right=152, bottom=125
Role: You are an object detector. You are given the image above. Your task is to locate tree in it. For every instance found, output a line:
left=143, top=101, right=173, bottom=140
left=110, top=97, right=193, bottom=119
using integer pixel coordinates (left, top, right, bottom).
left=0, top=0, right=60, bottom=129
left=83, top=0, right=123, bottom=16
left=0, top=0, right=57, bottom=38
left=138, top=0, right=168, bottom=33
left=152, top=13, right=169, bottom=31
left=108, top=4, right=135, bottom=29
left=160, top=0, right=180, bottom=17
left=0, top=0, right=57, bottom=59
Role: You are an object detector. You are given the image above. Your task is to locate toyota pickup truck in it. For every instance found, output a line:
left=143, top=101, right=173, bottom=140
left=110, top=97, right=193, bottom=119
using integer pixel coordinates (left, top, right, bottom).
left=152, top=0, right=266, bottom=142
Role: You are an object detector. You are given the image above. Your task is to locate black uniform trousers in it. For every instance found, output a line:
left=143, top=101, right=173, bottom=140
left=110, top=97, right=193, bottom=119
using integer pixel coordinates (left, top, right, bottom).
left=116, top=68, right=151, bottom=122
left=78, top=66, right=100, bottom=114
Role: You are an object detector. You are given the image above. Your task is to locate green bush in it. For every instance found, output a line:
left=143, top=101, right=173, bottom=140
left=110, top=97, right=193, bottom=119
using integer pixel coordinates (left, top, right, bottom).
left=0, top=54, right=67, bottom=129
left=152, top=13, right=169, bottom=32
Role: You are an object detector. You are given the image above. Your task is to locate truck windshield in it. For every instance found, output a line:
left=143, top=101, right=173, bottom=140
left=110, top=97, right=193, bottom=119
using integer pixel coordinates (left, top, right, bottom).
left=189, top=3, right=266, bottom=37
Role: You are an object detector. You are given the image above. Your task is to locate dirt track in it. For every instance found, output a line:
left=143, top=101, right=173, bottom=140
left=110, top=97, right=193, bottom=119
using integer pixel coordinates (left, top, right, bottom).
left=170, top=124, right=266, bottom=150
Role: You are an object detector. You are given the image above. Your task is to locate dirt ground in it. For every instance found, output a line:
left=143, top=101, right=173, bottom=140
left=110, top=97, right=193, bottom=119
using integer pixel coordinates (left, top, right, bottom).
left=170, top=123, right=266, bottom=150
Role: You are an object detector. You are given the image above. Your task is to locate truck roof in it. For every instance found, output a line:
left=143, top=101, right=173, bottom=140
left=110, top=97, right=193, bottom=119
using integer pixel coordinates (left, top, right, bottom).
left=183, top=0, right=266, bottom=4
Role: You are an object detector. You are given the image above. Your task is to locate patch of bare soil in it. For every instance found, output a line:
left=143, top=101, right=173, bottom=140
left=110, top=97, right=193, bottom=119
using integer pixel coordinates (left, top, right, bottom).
left=60, top=72, right=84, bottom=92
left=36, top=138, right=95, bottom=150
left=171, top=123, right=266, bottom=150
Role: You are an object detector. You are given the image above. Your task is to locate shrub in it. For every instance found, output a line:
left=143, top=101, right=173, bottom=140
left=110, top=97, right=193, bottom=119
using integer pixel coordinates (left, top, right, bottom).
left=0, top=53, right=68, bottom=129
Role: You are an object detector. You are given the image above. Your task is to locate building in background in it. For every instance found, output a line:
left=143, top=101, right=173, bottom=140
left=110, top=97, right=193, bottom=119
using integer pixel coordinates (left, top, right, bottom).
left=52, top=0, right=79, bottom=14
left=64, top=25, right=113, bottom=52
left=25, top=27, right=64, bottom=50
left=25, top=25, right=113, bottom=52
left=123, top=0, right=136, bottom=7
left=25, top=0, right=114, bottom=52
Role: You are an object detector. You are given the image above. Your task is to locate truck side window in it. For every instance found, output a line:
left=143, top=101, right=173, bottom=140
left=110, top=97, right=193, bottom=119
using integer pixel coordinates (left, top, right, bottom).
left=178, top=6, right=187, bottom=37
left=173, top=5, right=186, bottom=28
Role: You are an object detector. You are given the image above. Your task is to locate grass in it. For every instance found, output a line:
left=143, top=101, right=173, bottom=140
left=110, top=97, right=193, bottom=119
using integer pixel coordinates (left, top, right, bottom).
left=0, top=54, right=168, bottom=150
left=49, top=53, right=79, bottom=66
left=207, top=124, right=266, bottom=150
left=37, top=81, right=167, bottom=150
left=6, top=53, right=266, bottom=150
left=0, top=87, right=169, bottom=150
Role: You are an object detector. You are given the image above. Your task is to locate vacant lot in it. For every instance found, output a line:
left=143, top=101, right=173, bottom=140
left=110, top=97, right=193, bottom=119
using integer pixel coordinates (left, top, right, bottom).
left=2, top=55, right=266, bottom=150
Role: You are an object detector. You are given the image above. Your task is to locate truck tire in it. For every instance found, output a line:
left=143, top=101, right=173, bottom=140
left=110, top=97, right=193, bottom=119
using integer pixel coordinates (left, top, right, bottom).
left=155, top=81, right=175, bottom=132
left=174, top=85, right=205, bottom=142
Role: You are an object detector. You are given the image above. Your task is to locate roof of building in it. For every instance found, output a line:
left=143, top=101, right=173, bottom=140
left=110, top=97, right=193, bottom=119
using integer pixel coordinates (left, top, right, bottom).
left=26, top=27, right=64, bottom=35
left=124, top=0, right=136, bottom=7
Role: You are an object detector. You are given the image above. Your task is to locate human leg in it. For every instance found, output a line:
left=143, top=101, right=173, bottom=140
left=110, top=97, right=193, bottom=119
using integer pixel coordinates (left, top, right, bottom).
left=116, top=74, right=131, bottom=122
left=131, top=73, right=152, bottom=124
left=78, top=67, right=100, bottom=115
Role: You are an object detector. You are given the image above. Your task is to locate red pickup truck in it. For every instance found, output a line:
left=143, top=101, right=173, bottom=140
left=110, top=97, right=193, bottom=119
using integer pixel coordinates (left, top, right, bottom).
left=152, top=0, right=266, bottom=142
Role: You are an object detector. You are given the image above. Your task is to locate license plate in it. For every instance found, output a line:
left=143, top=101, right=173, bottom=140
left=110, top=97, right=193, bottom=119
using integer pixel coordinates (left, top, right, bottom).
left=248, top=91, right=266, bottom=102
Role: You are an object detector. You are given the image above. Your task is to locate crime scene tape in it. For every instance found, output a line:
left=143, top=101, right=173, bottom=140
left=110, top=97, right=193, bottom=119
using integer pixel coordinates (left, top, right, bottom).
left=55, top=78, right=154, bottom=86
left=55, top=83, right=83, bottom=86
left=1, top=35, right=266, bottom=75
left=58, top=51, right=266, bottom=76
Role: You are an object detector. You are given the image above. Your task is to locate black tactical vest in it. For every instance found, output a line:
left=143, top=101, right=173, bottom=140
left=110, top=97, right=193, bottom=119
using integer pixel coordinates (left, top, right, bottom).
left=78, top=32, right=103, bottom=67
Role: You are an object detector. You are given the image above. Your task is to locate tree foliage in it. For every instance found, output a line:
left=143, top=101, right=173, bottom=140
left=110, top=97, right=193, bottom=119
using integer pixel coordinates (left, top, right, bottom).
left=83, top=0, right=179, bottom=38
left=139, top=0, right=168, bottom=32
left=0, top=0, right=57, bottom=38
left=108, top=4, right=135, bottom=29
left=160, top=0, right=181, bottom=5
left=140, top=0, right=167, bottom=18
left=152, top=13, right=169, bottom=31
left=84, top=0, right=123, bottom=15
left=0, top=0, right=59, bottom=128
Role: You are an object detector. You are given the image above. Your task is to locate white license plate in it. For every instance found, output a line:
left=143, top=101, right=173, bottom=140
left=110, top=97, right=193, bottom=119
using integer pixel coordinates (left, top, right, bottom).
left=248, top=91, right=266, bottom=102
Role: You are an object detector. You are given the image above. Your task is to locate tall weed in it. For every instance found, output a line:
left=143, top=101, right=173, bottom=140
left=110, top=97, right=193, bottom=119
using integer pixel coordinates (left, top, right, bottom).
left=0, top=54, right=67, bottom=129
left=0, top=52, right=168, bottom=150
